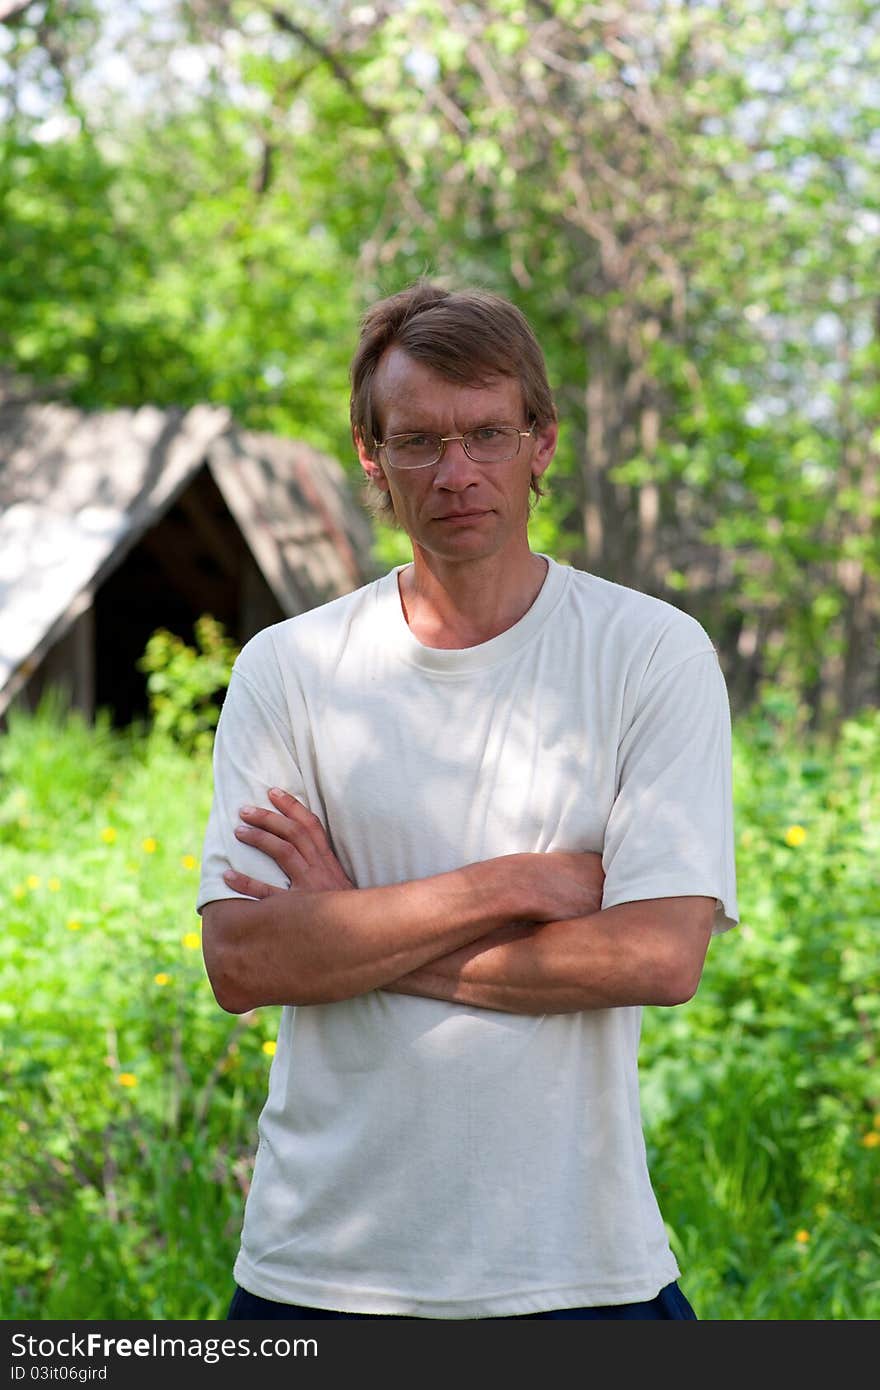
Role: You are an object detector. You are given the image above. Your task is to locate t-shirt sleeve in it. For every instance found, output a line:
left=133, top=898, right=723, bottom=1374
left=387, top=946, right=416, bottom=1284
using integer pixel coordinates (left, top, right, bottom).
left=600, top=645, right=738, bottom=934
left=196, top=642, right=307, bottom=912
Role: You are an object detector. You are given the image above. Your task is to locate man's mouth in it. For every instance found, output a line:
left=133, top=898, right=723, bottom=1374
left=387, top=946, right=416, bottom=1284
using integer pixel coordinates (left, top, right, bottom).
left=434, top=509, right=490, bottom=521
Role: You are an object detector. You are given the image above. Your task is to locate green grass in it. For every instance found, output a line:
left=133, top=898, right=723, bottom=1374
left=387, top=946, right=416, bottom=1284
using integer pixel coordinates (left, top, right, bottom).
left=642, top=695, right=880, bottom=1319
left=0, top=698, right=273, bottom=1319
left=1, top=692, right=877, bottom=1319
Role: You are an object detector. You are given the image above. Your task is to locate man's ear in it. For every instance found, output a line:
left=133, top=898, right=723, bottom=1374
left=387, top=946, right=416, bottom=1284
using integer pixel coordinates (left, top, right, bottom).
left=530, top=420, right=558, bottom=483
left=355, top=430, right=389, bottom=490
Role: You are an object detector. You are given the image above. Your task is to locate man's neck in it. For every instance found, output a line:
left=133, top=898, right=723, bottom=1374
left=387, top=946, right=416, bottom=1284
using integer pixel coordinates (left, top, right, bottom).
left=397, top=547, right=548, bottom=649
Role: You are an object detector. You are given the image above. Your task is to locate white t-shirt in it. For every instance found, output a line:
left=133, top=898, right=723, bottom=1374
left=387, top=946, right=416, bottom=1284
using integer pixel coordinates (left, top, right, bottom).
left=197, top=556, right=738, bottom=1317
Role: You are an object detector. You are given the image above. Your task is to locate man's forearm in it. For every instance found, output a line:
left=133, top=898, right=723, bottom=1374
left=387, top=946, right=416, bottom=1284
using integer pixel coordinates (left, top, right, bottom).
left=383, top=898, right=716, bottom=1015
left=203, top=855, right=536, bottom=1012
left=202, top=791, right=606, bottom=1013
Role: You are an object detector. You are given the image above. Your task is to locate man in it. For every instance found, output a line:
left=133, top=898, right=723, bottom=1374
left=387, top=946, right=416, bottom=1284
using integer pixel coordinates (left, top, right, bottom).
left=197, top=280, right=738, bottom=1320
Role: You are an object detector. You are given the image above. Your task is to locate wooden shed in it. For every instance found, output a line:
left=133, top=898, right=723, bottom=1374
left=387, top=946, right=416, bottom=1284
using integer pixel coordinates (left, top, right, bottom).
left=0, top=378, right=377, bottom=725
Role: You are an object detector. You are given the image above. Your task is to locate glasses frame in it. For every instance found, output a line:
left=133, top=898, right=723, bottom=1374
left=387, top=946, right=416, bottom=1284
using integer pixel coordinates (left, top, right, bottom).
left=376, top=422, right=536, bottom=471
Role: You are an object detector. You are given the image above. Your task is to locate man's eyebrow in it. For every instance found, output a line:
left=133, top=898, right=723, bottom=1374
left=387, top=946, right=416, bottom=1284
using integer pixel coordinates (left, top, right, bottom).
left=386, top=417, right=518, bottom=434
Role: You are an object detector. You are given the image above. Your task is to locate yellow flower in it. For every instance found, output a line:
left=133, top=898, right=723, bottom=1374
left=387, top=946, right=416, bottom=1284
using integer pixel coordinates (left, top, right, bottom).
left=26, top=874, right=41, bottom=890
left=861, top=1131, right=880, bottom=1149
left=154, top=972, right=171, bottom=986
left=48, top=877, right=61, bottom=892
left=784, top=825, right=807, bottom=847
left=262, top=1040, right=277, bottom=1057
left=117, top=1073, right=137, bottom=1088
left=182, top=931, right=201, bottom=951
left=66, top=918, right=82, bottom=931
left=794, top=1229, right=810, bottom=1244
left=100, top=827, right=117, bottom=844
left=142, top=837, right=157, bottom=854
left=12, top=884, right=27, bottom=901
left=181, top=854, right=197, bottom=871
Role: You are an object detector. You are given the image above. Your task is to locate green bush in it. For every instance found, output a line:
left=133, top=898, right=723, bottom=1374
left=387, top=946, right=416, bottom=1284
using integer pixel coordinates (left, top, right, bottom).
left=137, top=616, right=239, bottom=755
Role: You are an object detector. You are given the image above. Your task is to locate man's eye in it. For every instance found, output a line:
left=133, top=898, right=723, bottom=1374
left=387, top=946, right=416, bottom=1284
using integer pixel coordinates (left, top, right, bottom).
left=398, top=434, right=435, bottom=449
left=470, top=426, right=503, bottom=441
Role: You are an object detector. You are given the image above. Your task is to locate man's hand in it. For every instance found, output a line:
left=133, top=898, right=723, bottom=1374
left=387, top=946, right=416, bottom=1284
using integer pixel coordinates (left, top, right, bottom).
left=521, top=850, right=605, bottom=923
left=224, top=789, right=604, bottom=921
left=223, top=787, right=355, bottom=899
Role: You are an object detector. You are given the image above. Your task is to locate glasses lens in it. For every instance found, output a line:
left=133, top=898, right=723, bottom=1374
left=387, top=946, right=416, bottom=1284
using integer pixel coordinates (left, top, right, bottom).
left=384, top=434, right=442, bottom=469
left=383, top=425, right=526, bottom=468
left=463, top=426, right=522, bottom=462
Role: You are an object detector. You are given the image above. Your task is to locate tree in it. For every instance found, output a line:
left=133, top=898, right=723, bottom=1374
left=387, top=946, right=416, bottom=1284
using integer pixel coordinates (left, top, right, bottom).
left=2, top=0, right=877, bottom=719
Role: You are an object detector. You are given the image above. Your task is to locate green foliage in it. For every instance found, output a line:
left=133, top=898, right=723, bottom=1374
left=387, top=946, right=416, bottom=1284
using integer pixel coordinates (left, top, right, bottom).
left=137, top=617, right=239, bottom=754
left=0, top=692, right=133, bottom=853
left=641, top=694, right=880, bottom=1318
left=2, top=0, right=877, bottom=1319
left=0, top=698, right=877, bottom=1318
left=0, top=708, right=266, bottom=1318
left=2, top=0, right=878, bottom=717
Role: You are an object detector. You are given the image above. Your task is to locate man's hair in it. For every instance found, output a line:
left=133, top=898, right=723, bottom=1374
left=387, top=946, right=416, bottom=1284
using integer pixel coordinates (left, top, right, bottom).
left=350, top=280, right=557, bottom=523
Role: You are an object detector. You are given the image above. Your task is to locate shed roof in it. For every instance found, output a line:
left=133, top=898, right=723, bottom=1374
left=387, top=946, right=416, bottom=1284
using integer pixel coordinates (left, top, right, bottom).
left=0, top=381, right=376, bottom=716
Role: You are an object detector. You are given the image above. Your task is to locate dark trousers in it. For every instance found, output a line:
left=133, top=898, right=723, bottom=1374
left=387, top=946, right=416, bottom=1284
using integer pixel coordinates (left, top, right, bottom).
left=227, top=1281, right=697, bottom=1320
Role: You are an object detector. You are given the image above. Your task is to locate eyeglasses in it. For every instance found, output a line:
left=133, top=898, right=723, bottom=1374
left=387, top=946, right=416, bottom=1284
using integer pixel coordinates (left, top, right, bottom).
left=377, top=423, right=535, bottom=471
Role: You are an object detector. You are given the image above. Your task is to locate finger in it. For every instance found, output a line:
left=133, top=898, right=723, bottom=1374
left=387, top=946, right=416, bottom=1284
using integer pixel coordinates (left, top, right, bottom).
left=267, top=788, right=334, bottom=857
left=234, top=823, right=310, bottom=873
left=222, top=868, right=287, bottom=899
left=239, top=800, right=327, bottom=861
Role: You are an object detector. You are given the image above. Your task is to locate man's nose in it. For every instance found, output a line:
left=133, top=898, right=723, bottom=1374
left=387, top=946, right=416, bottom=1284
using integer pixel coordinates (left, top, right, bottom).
left=432, top=437, right=479, bottom=487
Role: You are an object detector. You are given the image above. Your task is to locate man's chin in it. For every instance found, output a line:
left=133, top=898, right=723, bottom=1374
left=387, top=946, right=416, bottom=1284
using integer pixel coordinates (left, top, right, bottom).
left=417, top=533, right=511, bottom=567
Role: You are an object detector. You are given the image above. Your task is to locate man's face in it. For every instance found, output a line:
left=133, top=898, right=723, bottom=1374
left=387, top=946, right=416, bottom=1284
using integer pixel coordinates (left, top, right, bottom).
left=357, top=348, right=557, bottom=565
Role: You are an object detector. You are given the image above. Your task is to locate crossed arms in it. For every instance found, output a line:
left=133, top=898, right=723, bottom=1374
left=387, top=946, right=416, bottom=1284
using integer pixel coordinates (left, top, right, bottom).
left=200, top=788, right=715, bottom=1017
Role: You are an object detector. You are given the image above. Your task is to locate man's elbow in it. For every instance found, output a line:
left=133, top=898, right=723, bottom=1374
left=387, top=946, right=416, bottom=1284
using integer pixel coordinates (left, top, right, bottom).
left=200, top=898, right=335, bottom=1011
left=651, top=932, right=711, bottom=1006
left=655, top=959, right=704, bottom=1007
left=201, top=926, right=253, bottom=1014
left=200, top=899, right=268, bottom=1014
